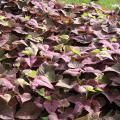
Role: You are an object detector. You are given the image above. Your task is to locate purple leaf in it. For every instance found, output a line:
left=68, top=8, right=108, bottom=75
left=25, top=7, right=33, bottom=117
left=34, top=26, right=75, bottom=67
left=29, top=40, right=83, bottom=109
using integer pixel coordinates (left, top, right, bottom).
left=27, top=19, right=39, bottom=28
left=13, top=27, right=28, bottom=35
left=0, top=78, right=15, bottom=90
left=31, top=75, right=54, bottom=90
left=24, top=56, right=37, bottom=67
left=43, top=100, right=59, bottom=113
left=19, top=93, right=32, bottom=103
left=48, top=112, right=59, bottom=120
left=56, top=79, right=73, bottom=89
left=73, top=102, right=84, bottom=114
left=63, top=68, right=81, bottom=76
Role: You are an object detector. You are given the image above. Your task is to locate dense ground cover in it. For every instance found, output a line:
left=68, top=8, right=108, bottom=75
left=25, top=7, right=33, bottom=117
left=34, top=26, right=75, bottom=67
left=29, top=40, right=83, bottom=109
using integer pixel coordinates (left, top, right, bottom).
left=61, top=0, right=120, bottom=9
left=0, top=0, right=120, bottom=120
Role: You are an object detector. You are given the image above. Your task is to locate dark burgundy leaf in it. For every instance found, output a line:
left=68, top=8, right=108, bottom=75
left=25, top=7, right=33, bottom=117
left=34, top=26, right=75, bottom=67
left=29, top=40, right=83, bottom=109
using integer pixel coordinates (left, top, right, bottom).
left=19, top=93, right=32, bottom=103
left=0, top=95, right=15, bottom=120
left=15, top=101, right=42, bottom=120
left=0, top=34, right=9, bottom=47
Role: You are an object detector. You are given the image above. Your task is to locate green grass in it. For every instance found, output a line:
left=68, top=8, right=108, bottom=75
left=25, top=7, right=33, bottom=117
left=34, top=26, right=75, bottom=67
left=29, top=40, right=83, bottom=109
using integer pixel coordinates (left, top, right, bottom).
left=61, top=0, right=120, bottom=9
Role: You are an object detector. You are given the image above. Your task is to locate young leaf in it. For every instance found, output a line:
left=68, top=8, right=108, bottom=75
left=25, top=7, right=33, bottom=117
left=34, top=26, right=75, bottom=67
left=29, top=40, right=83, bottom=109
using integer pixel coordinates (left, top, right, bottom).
left=36, top=88, right=45, bottom=97
left=41, top=117, right=48, bottom=120
left=85, top=85, right=96, bottom=92
left=59, top=34, right=69, bottom=43
left=95, top=87, right=103, bottom=92
left=0, top=15, right=5, bottom=21
left=15, top=78, right=29, bottom=87
left=23, top=69, right=38, bottom=78
left=24, top=16, right=31, bottom=21
left=71, top=47, right=80, bottom=55
left=90, top=49, right=101, bottom=55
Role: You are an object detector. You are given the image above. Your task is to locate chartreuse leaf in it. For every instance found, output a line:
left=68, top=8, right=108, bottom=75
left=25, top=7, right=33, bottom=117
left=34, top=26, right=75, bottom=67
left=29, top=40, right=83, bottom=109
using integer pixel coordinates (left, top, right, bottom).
left=36, top=88, right=52, bottom=100
left=23, top=69, right=38, bottom=78
left=96, top=9, right=106, bottom=19
left=54, top=44, right=71, bottom=53
left=59, top=34, right=69, bottom=40
left=24, top=15, right=31, bottom=21
left=101, top=47, right=108, bottom=51
left=59, top=34, right=69, bottom=43
left=95, top=87, right=103, bottom=92
left=22, top=43, right=38, bottom=56
left=1, top=21, right=10, bottom=26
left=95, top=73, right=104, bottom=82
left=36, top=36, right=44, bottom=42
left=54, top=44, right=64, bottom=52
left=22, top=47, right=33, bottom=55
left=62, top=45, right=71, bottom=52
left=44, top=96, right=52, bottom=100
left=0, top=15, right=5, bottom=21
left=70, top=47, right=80, bottom=55
left=25, top=34, right=33, bottom=40
left=14, top=62, right=20, bottom=68
left=82, top=12, right=88, bottom=17
left=90, top=49, right=101, bottom=55
left=85, top=86, right=96, bottom=92
left=91, top=47, right=109, bottom=58
left=41, top=117, right=48, bottom=120
left=22, top=50, right=32, bottom=55
left=0, top=15, right=12, bottom=27
left=36, top=88, right=45, bottom=96
left=15, top=78, right=29, bottom=87
left=110, top=37, right=117, bottom=42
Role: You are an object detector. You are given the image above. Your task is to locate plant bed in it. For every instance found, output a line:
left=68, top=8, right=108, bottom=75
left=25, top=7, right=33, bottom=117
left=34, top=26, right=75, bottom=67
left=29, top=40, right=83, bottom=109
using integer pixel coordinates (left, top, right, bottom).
left=0, top=0, right=120, bottom=120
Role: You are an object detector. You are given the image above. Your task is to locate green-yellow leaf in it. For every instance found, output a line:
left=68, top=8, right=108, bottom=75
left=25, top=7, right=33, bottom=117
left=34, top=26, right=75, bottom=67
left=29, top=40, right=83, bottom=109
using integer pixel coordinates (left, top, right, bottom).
left=54, top=44, right=64, bottom=52
left=71, top=48, right=80, bottom=55
left=90, top=49, right=101, bottom=55
left=101, top=47, right=108, bottom=51
left=25, top=34, right=33, bottom=40
left=14, top=62, right=20, bottom=68
left=24, top=16, right=31, bottom=21
left=15, top=78, right=29, bottom=87
left=36, top=88, right=52, bottom=100
left=36, top=36, right=44, bottom=42
left=22, top=50, right=32, bottom=55
left=95, top=87, right=103, bottom=92
left=0, top=15, right=5, bottom=21
left=23, top=69, right=38, bottom=78
left=1, top=21, right=9, bottom=26
left=85, top=86, right=96, bottom=92
left=110, top=37, right=117, bottom=42
left=36, top=88, right=45, bottom=96
left=59, top=34, right=69, bottom=43
left=44, top=96, right=52, bottom=100
left=41, top=117, right=48, bottom=120
left=82, top=12, right=88, bottom=17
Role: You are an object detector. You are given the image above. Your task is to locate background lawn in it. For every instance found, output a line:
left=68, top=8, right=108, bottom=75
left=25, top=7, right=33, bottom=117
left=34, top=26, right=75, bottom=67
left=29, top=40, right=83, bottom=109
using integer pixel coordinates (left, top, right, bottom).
left=60, top=0, right=120, bottom=9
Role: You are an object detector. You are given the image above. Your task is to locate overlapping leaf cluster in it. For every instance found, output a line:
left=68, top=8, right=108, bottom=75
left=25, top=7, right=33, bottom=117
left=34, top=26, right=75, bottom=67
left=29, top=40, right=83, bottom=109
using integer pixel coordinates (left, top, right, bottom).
left=0, top=0, right=120, bottom=119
